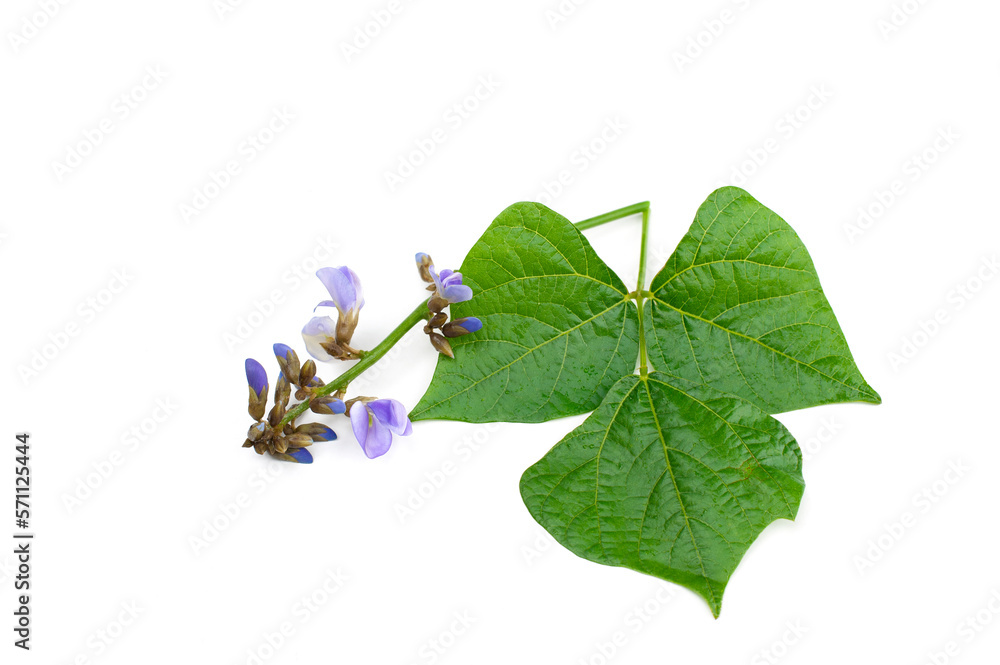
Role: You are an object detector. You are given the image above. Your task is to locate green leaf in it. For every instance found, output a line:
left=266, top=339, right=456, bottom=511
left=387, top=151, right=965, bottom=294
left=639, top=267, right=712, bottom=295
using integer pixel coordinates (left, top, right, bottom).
left=645, top=187, right=880, bottom=414
left=411, top=202, right=640, bottom=423
left=520, top=372, right=804, bottom=617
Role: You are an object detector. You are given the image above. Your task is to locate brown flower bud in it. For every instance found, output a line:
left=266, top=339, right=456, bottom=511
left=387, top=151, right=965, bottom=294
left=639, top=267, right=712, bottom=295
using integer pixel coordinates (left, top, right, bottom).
left=247, top=422, right=267, bottom=442
left=285, top=433, right=313, bottom=448
left=428, top=296, right=450, bottom=313
left=275, top=373, right=291, bottom=408
left=248, top=386, right=266, bottom=421
left=299, top=359, right=317, bottom=387
left=275, top=347, right=301, bottom=385
left=429, top=332, right=454, bottom=358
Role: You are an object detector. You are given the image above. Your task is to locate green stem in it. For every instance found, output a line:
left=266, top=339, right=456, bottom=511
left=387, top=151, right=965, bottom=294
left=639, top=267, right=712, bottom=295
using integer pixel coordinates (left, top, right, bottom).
left=636, top=206, right=651, bottom=377
left=575, top=201, right=652, bottom=376
left=278, top=300, right=430, bottom=428
left=575, top=201, right=650, bottom=231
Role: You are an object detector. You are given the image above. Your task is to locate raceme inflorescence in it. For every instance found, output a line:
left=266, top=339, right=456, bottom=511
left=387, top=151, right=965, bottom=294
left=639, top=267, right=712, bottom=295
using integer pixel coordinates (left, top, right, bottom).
left=239, top=187, right=880, bottom=616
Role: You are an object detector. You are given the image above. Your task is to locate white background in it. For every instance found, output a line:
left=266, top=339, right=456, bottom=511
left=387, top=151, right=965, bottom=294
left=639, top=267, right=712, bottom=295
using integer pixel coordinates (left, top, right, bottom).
left=3, top=1, right=999, bottom=663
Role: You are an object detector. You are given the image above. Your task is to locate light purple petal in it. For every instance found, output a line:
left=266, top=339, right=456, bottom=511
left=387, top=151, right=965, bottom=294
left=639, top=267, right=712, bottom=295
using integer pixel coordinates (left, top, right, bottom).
left=313, top=299, right=338, bottom=312
left=443, top=283, right=474, bottom=303
left=302, top=316, right=337, bottom=362
left=363, top=418, right=393, bottom=458
left=368, top=399, right=412, bottom=436
left=429, top=266, right=443, bottom=293
left=339, top=266, right=365, bottom=309
left=316, top=267, right=361, bottom=313
left=350, top=404, right=369, bottom=450
left=440, top=270, right=463, bottom=289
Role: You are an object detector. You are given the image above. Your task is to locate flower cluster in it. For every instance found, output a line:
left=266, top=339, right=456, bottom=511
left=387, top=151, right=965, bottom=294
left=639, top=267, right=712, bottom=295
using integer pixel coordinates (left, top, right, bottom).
left=415, top=252, right=483, bottom=358
left=243, top=266, right=419, bottom=462
left=242, top=348, right=344, bottom=464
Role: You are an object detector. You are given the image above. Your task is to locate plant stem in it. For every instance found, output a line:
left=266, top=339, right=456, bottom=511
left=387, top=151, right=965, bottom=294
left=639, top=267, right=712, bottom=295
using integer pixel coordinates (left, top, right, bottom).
left=575, top=201, right=650, bottom=231
left=575, top=201, right=652, bottom=376
left=278, top=300, right=430, bottom=429
left=636, top=205, right=651, bottom=376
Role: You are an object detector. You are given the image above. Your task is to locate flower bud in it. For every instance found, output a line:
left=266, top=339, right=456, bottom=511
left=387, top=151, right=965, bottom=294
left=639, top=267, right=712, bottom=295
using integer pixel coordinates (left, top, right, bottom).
left=273, top=344, right=301, bottom=385
left=429, top=332, right=454, bottom=358
left=442, top=317, right=484, bottom=338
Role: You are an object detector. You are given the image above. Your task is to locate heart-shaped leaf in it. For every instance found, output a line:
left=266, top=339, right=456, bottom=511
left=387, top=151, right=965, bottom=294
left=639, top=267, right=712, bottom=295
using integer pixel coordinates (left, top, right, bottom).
left=520, top=371, right=804, bottom=617
left=411, top=202, right=639, bottom=423
left=645, top=187, right=880, bottom=414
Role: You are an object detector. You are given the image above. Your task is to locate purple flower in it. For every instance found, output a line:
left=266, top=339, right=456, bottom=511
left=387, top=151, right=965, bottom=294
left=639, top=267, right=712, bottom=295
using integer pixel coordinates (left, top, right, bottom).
left=431, top=267, right=473, bottom=304
left=315, top=266, right=364, bottom=316
left=350, top=399, right=413, bottom=459
left=302, top=316, right=338, bottom=362
left=245, top=359, right=268, bottom=398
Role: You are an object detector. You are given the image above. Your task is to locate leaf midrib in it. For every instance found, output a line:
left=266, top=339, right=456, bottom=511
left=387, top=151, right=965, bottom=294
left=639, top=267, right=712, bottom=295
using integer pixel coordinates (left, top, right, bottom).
left=411, top=297, right=633, bottom=417
left=650, top=295, right=877, bottom=400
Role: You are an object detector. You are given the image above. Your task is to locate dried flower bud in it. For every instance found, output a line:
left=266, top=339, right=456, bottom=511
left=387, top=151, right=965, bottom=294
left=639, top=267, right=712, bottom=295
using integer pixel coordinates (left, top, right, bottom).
left=299, top=359, right=317, bottom=387
left=273, top=437, right=290, bottom=454
left=285, top=433, right=313, bottom=448
left=275, top=373, right=291, bottom=408
left=267, top=403, right=285, bottom=427
left=273, top=344, right=301, bottom=385
left=429, top=332, right=454, bottom=358
left=248, top=422, right=267, bottom=442
left=428, top=296, right=450, bottom=314
left=429, top=312, right=448, bottom=328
